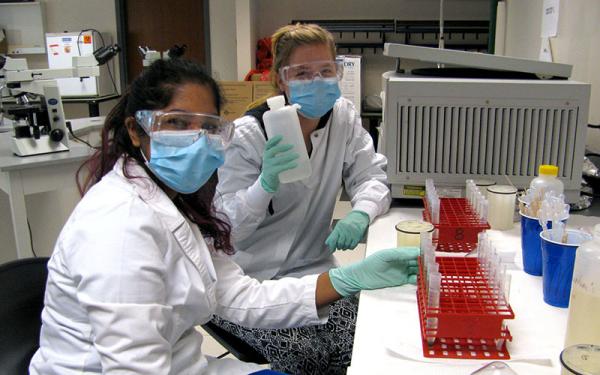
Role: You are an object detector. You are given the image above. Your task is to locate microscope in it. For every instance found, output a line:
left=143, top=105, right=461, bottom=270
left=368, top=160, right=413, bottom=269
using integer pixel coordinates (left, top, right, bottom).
left=0, top=44, right=119, bottom=156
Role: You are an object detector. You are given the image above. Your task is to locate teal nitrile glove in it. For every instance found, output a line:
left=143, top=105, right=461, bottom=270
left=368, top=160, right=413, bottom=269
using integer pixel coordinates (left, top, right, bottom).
left=259, top=135, right=299, bottom=193
left=328, top=247, right=420, bottom=297
left=326, top=210, right=370, bottom=251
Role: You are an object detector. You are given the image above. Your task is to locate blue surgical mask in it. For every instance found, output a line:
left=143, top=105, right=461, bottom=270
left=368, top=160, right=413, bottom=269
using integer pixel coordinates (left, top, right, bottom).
left=144, top=135, right=225, bottom=194
left=288, top=78, right=341, bottom=119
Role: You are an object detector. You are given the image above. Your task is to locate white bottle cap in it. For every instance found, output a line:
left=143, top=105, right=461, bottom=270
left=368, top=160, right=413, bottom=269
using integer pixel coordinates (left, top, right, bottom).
left=267, top=95, right=286, bottom=110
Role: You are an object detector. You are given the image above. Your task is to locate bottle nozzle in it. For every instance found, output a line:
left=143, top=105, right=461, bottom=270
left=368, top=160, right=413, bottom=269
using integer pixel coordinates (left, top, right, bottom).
left=266, top=95, right=286, bottom=110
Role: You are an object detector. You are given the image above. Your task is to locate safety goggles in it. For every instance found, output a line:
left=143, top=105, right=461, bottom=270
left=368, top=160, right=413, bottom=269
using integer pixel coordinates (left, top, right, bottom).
left=279, top=59, right=344, bottom=84
left=135, top=110, right=234, bottom=148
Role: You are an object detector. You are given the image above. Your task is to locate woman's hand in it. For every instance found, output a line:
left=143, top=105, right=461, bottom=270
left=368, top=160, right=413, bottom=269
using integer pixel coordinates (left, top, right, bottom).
left=327, top=247, right=419, bottom=297
left=259, top=135, right=299, bottom=193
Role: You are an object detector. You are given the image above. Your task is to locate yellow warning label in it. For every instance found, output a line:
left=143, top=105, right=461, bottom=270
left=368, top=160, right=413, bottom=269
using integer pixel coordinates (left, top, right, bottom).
left=403, top=185, right=425, bottom=197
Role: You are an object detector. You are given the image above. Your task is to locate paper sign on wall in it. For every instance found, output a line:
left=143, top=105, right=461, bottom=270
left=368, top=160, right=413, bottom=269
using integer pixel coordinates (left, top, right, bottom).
left=541, top=0, right=560, bottom=38
left=539, top=37, right=553, bottom=62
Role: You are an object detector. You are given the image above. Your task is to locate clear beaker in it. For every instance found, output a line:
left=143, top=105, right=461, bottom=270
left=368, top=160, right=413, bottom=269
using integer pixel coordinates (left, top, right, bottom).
left=486, top=185, right=517, bottom=230
left=395, top=220, right=434, bottom=248
left=474, top=179, right=496, bottom=199
left=560, top=344, right=600, bottom=375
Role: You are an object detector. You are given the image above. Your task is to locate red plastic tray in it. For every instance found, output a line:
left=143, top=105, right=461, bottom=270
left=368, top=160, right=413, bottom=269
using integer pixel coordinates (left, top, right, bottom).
left=423, top=197, right=490, bottom=252
left=416, top=256, right=515, bottom=359
left=419, top=330, right=512, bottom=360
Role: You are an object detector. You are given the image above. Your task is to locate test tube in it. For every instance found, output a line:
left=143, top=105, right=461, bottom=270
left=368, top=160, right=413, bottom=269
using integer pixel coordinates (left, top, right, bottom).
left=427, top=270, right=441, bottom=289
left=479, top=192, right=487, bottom=216
left=420, top=231, right=434, bottom=264
left=503, top=272, right=512, bottom=302
left=480, top=200, right=489, bottom=223
left=495, top=264, right=507, bottom=305
left=426, top=281, right=441, bottom=346
left=477, top=232, right=487, bottom=268
left=474, top=179, right=497, bottom=199
left=427, top=261, right=439, bottom=276
left=432, top=198, right=440, bottom=224
left=466, top=179, right=473, bottom=204
left=488, top=253, right=501, bottom=291
left=495, top=325, right=506, bottom=351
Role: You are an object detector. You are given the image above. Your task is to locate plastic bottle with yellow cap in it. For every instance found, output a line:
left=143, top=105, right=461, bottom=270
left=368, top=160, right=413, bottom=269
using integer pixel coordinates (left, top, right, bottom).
left=530, top=164, right=564, bottom=198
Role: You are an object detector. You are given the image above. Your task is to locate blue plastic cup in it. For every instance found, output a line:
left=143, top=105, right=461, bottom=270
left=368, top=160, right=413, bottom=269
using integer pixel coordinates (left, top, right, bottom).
left=520, top=212, right=550, bottom=276
left=540, top=230, right=591, bottom=308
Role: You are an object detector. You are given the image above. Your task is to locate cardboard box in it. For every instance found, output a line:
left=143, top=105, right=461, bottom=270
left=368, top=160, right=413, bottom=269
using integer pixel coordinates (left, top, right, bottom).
left=220, top=81, right=278, bottom=121
left=253, top=82, right=275, bottom=101
left=338, top=55, right=362, bottom=115
left=219, top=81, right=253, bottom=121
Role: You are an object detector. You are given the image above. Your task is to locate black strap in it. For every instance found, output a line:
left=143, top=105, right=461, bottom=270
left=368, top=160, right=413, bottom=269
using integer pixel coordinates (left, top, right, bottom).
left=245, top=101, right=271, bottom=140
left=244, top=100, right=333, bottom=216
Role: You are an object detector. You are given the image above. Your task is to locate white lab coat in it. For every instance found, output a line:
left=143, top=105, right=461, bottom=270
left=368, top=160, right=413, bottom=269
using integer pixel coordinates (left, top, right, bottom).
left=29, top=158, right=327, bottom=375
left=216, top=97, right=391, bottom=280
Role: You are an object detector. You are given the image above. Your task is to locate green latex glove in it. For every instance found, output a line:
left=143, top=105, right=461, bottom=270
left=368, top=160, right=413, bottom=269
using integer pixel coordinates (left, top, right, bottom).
left=326, top=210, right=370, bottom=251
left=259, top=135, right=299, bottom=193
left=328, top=247, right=420, bottom=297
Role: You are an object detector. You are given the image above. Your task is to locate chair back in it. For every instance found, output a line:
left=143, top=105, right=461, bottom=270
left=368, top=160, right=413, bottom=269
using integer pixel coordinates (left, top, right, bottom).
left=202, top=321, right=268, bottom=364
left=0, top=257, right=49, bottom=375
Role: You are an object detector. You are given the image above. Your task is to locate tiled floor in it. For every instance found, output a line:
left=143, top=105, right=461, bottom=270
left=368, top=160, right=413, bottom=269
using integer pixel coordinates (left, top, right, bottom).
left=200, top=189, right=366, bottom=360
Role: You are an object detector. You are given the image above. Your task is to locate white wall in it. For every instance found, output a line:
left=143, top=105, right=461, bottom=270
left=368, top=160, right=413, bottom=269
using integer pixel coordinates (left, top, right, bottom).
left=209, top=0, right=238, bottom=81
left=210, top=0, right=490, bottom=99
left=235, top=0, right=258, bottom=81
left=1, top=0, right=118, bottom=262
left=19, top=0, right=121, bottom=118
left=503, top=0, right=600, bottom=152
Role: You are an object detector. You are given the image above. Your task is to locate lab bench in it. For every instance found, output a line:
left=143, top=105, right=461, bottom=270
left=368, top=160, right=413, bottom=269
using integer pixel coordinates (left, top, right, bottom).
left=0, top=132, right=93, bottom=259
left=348, top=199, right=600, bottom=374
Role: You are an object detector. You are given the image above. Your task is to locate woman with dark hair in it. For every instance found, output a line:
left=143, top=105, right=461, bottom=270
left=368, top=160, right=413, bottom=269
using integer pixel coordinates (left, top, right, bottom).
left=29, top=58, right=418, bottom=374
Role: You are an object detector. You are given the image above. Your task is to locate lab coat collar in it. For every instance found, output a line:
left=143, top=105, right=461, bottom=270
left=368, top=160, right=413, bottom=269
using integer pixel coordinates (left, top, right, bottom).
left=112, top=157, right=215, bottom=277
left=112, top=157, right=185, bottom=232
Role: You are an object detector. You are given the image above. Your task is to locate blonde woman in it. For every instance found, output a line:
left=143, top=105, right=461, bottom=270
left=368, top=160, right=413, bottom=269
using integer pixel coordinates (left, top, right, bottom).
left=213, top=24, right=391, bottom=374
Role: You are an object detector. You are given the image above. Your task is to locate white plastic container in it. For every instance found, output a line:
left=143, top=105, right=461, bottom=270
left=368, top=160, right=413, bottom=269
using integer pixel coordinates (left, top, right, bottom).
left=564, top=224, right=600, bottom=349
left=486, top=185, right=517, bottom=230
left=395, top=220, right=434, bottom=247
left=474, top=179, right=496, bottom=199
left=530, top=164, right=564, bottom=197
left=263, top=95, right=312, bottom=183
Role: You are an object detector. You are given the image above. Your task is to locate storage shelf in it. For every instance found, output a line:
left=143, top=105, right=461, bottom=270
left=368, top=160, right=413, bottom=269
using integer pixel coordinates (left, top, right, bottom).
left=291, top=19, right=489, bottom=52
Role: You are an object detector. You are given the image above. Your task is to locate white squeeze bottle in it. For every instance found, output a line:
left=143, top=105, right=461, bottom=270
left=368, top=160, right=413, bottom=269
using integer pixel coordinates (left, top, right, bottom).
left=530, top=164, right=564, bottom=196
left=263, top=95, right=312, bottom=183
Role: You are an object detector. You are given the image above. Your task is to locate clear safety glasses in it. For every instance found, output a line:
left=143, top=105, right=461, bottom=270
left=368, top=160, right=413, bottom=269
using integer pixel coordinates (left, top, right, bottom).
left=279, top=59, right=344, bottom=84
left=135, top=110, right=234, bottom=148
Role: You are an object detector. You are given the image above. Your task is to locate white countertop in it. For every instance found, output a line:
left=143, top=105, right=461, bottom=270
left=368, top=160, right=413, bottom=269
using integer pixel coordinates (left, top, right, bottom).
left=349, top=207, right=600, bottom=375
left=0, top=131, right=92, bottom=171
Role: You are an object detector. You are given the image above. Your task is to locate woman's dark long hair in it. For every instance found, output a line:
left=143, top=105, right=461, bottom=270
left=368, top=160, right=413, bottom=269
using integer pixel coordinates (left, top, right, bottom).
left=77, top=58, right=234, bottom=254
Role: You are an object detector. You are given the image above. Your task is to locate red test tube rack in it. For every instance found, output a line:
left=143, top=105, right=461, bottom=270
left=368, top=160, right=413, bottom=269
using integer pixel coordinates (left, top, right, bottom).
left=416, top=256, right=515, bottom=360
left=423, top=197, right=490, bottom=253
